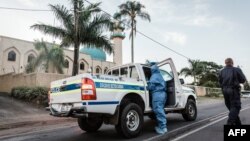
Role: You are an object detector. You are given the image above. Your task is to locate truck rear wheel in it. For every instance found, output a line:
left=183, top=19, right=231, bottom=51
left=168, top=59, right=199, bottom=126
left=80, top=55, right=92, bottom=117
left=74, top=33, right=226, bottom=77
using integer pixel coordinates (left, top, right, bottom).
left=115, top=103, right=143, bottom=138
left=77, top=116, right=103, bottom=132
left=182, top=99, right=197, bottom=121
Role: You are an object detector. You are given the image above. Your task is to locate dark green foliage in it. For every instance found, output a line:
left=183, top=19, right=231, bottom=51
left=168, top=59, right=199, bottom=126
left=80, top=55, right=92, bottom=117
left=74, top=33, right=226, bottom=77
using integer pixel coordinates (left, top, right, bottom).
left=206, top=88, right=222, bottom=97
left=180, top=59, right=223, bottom=87
left=11, top=86, right=49, bottom=106
left=25, top=40, right=65, bottom=74
left=202, top=81, right=218, bottom=88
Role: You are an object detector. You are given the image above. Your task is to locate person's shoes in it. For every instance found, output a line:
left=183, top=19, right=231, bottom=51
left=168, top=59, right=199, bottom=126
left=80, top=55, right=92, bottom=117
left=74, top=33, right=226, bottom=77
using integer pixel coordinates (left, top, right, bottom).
left=155, top=127, right=168, bottom=134
left=163, top=128, right=168, bottom=133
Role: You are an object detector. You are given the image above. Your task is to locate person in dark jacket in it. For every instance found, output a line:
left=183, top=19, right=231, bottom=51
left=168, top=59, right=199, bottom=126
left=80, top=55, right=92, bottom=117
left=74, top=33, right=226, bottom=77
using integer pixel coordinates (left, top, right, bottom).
left=147, top=62, right=167, bottom=134
left=219, top=58, right=246, bottom=125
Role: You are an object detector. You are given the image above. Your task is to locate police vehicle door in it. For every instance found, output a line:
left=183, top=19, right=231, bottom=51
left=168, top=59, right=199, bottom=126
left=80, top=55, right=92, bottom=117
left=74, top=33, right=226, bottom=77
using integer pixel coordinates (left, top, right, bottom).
left=157, top=58, right=181, bottom=107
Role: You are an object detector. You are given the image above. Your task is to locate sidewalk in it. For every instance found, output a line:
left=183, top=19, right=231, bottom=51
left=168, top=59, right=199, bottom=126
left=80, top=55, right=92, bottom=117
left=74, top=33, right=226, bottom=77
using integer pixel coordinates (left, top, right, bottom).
left=0, top=94, right=75, bottom=130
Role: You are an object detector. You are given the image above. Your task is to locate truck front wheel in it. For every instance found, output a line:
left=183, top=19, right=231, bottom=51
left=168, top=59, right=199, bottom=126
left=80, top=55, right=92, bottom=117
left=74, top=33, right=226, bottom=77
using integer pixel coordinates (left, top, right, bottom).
left=182, top=99, right=197, bottom=121
left=115, top=103, right=143, bottom=138
left=77, top=116, right=103, bottom=132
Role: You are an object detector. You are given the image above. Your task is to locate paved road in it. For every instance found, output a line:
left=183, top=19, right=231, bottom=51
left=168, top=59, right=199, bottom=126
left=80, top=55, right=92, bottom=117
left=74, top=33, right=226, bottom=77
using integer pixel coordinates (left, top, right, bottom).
left=171, top=103, right=250, bottom=141
left=1, top=96, right=250, bottom=141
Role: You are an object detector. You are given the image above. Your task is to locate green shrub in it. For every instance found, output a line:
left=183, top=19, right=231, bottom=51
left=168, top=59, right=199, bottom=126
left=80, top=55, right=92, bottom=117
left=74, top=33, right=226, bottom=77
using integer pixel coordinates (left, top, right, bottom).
left=202, top=81, right=218, bottom=88
left=10, top=86, right=49, bottom=106
left=207, top=92, right=221, bottom=97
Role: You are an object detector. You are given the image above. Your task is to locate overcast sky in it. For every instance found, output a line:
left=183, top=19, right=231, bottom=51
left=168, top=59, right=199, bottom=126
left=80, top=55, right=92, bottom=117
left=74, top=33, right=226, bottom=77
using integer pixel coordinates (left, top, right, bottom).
left=0, top=0, right=249, bottom=81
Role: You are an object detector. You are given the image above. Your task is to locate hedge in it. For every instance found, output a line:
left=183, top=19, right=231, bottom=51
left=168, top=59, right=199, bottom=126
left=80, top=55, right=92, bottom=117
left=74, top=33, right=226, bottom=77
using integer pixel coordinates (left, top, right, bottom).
left=11, top=86, right=49, bottom=106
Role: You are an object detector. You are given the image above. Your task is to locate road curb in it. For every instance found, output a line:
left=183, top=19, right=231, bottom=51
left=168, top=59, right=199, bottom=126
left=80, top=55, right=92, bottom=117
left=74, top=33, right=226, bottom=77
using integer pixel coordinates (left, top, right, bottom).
left=0, top=118, right=76, bottom=130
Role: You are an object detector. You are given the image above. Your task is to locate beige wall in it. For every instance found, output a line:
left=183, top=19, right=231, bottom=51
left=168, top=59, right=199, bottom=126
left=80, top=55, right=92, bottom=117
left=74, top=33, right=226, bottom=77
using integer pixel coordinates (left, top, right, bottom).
left=0, top=35, right=121, bottom=76
left=0, top=72, right=70, bottom=93
left=0, top=36, right=39, bottom=74
left=184, top=85, right=222, bottom=96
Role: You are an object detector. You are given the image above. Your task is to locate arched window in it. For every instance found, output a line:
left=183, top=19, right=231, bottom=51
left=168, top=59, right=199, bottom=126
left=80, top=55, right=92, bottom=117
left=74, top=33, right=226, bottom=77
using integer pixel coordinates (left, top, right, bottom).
left=64, top=60, right=69, bottom=68
left=96, top=67, right=101, bottom=74
left=27, top=54, right=35, bottom=63
left=8, top=51, right=16, bottom=61
left=80, top=62, right=85, bottom=70
left=104, top=67, right=108, bottom=74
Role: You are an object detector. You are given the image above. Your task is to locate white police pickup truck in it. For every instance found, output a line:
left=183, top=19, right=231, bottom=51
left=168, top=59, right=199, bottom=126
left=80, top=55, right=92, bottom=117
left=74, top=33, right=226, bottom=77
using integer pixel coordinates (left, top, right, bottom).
left=49, top=58, right=197, bottom=138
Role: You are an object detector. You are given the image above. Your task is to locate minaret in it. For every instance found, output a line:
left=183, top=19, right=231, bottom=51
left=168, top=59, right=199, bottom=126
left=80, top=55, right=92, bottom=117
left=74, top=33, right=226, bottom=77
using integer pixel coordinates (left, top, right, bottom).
left=111, top=21, right=125, bottom=66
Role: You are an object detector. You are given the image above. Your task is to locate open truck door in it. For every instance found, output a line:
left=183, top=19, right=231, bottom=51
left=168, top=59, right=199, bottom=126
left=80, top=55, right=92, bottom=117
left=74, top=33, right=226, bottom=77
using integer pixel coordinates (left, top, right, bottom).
left=157, top=58, right=183, bottom=108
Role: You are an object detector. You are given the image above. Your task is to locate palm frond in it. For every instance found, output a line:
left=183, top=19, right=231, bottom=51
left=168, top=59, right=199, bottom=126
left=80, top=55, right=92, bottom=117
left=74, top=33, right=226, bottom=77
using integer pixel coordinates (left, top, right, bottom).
left=31, top=24, right=67, bottom=39
left=119, top=9, right=132, bottom=17
left=85, top=2, right=101, bottom=13
left=33, top=40, right=48, bottom=53
left=83, top=33, right=113, bottom=54
left=119, top=2, right=129, bottom=10
left=180, top=67, right=192, bottom=77
left=48, top=46, right=65, bottom=74
left=87, top=14, right=111, bottom=32
left=135, top=1, right=145, bottom=10
left=60, top=36, right=74, bottom=47
left=49, top=4, right=73, bottom=31
left=137, top=11, right=151, bottom=22
left=33, top=52, right=47, bottom=71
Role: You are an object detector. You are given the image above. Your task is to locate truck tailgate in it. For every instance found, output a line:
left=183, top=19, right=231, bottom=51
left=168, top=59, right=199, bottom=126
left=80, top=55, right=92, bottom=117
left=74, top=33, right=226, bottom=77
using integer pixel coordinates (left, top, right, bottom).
left=50, top=74, right=86, bottom=104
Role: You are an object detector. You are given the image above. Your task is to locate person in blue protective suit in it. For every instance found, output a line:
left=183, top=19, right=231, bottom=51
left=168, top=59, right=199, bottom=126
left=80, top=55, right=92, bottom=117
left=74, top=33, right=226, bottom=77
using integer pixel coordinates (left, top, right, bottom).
left=147, top=62, right=167, bottom=134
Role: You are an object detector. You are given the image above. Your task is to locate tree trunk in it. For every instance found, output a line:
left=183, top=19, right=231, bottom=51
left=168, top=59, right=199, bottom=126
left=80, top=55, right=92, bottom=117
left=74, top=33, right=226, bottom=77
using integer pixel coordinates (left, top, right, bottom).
left=72, top=44, right=79, bottom=76
left=131, top=20, right=134, bottom=63
left=72, top=0, right=79, bottom=76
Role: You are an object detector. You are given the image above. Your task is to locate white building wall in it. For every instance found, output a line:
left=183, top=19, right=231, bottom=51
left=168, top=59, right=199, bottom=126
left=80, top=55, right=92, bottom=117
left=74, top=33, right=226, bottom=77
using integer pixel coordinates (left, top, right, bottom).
left=0, top=35, right=118, bottom=76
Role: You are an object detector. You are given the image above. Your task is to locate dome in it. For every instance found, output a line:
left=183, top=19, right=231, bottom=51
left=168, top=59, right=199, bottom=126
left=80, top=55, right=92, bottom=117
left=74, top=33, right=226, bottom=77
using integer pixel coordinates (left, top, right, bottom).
left=80, top=47, right=106, bottom=61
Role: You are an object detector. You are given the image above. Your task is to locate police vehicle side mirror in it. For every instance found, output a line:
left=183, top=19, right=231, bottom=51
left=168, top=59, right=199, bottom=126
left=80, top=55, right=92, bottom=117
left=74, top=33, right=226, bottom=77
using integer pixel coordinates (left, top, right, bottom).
left=180, top=78, right=185, bottom=85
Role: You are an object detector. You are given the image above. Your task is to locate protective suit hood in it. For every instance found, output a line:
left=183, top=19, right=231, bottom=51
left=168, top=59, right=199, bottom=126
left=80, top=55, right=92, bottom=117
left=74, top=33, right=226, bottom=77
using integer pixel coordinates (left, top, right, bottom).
left=151, top=65, right=161, bottom=74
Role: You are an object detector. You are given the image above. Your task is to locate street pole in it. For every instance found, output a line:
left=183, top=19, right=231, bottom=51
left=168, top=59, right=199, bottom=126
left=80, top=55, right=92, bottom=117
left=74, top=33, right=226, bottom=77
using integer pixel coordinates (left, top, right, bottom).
left=73, top=0, right=80, bottom=76
left=131, top=19, right=134, bottom=63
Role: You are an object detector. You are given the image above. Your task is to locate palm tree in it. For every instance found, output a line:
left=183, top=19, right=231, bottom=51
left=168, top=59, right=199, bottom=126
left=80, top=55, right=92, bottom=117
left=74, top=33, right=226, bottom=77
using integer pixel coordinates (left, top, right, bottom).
left=110, top=13, right=125, bottom=31
left=31, top=0, right=113, bottom=76
left=199, top=61, right=223, bottom=87
left=115, top=1, right=151, bottom=63
left=180, top=60, right=203, bottom=85
left=26, top=40, right=65, bottom=74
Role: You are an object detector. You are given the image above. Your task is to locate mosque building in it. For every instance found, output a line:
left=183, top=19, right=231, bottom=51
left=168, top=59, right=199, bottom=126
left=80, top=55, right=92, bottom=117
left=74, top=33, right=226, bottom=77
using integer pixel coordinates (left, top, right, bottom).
left=0, top=26, right=125, bottom=75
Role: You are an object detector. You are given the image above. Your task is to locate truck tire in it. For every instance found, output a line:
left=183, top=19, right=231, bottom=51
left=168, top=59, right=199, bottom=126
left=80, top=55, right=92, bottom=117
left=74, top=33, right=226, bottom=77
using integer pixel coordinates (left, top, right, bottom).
left=182, top=99, right=197, bottom=121
left=77, top=116, right=103, bottom=132
left=115, top=103, right=143, bottom=138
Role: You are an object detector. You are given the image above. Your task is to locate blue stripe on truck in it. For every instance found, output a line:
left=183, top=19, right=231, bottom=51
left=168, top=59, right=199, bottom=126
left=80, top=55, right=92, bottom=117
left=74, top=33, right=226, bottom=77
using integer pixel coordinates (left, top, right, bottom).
left=51, top=83, right=81, bottom=93
left=51, top=81, right=145, bottom=94
left=95, top=82, right=145, bottom=91
left=88, top=101, right=119, bottom=105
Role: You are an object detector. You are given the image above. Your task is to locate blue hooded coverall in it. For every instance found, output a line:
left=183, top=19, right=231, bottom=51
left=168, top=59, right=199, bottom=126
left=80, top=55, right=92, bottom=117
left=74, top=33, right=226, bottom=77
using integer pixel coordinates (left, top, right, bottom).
left=147, top=64, right=167, bottom=131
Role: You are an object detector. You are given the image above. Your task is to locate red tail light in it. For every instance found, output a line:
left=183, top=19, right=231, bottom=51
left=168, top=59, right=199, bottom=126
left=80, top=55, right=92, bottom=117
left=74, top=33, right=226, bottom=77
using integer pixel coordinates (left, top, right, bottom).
left=81, top=78, right=96, bottom=100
